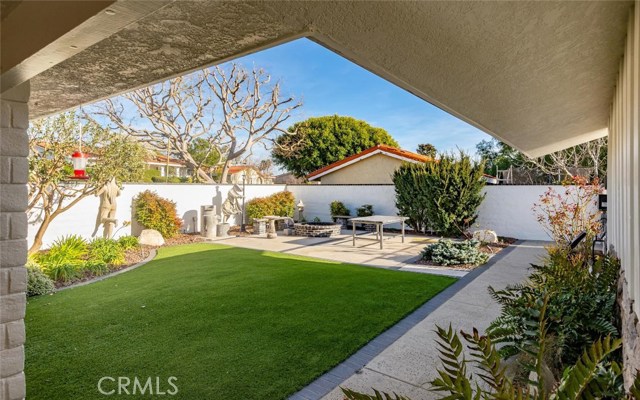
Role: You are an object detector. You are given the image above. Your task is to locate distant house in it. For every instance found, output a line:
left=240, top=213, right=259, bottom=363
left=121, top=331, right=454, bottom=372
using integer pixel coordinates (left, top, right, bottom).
left=226, top=165, right=274, bottom=184
left=307, top=144, right=433, bottom=184
left=144, top=155, right=190, bottom=178
left=274, top=172, right=305, bottom=184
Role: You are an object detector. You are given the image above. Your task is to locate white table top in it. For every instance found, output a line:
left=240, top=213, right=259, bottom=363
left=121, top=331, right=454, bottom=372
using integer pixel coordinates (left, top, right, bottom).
left=348, top=215, right=408, bottom=224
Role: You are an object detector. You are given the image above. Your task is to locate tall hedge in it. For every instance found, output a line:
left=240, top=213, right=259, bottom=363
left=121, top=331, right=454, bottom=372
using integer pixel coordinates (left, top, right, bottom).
left=393, top=152, right=486, bottom=236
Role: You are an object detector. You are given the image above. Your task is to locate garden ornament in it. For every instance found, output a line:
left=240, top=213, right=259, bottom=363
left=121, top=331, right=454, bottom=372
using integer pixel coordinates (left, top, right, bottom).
left=92, top=177, right=121, bottom=238
left=221, top=184, right=243, bottom=223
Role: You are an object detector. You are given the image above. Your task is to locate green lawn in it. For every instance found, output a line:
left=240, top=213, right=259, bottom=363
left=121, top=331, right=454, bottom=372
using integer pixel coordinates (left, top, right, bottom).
left=25, top=244, right=455, bottom=399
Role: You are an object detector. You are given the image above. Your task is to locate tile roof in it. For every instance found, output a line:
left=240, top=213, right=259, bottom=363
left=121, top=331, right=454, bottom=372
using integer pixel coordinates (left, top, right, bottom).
left=307, top=144, right=433, bottom=180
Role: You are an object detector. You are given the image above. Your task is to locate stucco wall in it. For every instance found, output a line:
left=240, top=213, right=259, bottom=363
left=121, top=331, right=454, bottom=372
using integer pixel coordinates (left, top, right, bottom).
left=609, top=2, right=640, bottom=389
left=28, top=183, right=561, bottom=248
left=27, top=184, right=287, bottom=249
left=318, top=154, right=403, bottom=184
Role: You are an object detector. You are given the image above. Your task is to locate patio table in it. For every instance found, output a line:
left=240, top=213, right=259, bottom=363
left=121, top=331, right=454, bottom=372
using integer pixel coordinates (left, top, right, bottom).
left=348, top=215, right=408, bottom=250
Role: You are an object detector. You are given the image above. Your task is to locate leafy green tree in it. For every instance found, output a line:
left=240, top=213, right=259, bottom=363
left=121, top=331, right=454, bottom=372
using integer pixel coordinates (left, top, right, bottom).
left=272, top=115, right=399, bottom=177
left=188, top=137, right=221, bottom=169
left=393, top=152, right=485, bottom=236
left=28, top=112, right=147, bottom=253
left=416, top=143, right=437, bottom=158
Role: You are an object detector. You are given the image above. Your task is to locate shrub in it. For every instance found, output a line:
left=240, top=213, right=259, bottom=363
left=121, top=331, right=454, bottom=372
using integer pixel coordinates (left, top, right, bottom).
left=421, top=239, right=488, bottom=266
left=330, top=201, right=350, bottom=217
left=84, top=260, right=110, bottom=276
left=532, top=176, right=603, bottom=254
left=488, top=254, right=620, bottom=372
left=393, top=152, right=485, bottom=236
left=356, top=204, right=374, bottom=217
left=151, top=176, right=182, bottom=183
left=246, top=191, right=295, bottom=222
left=88, top=238, right=126, bottom=266
left=142, top=169, right=161, bottom=182
left=133, top=190, right=182, bottom=238
left=36, top=235, right=88, bottom=282
left=117, top=235, right=139, bottom=251
left=26, top=260, right=55, bottom=296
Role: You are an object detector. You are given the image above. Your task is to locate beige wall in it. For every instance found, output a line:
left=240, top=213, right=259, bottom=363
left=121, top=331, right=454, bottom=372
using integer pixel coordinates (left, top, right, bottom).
left=319, top=154, right=405, bottom=184
left=608, top=2, right=640, bottom=389
left=0, top=82, right=29, bottom=400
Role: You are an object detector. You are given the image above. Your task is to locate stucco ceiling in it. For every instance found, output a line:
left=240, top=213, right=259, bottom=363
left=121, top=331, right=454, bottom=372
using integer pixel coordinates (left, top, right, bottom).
left=25, top=1, right=633, bottom=156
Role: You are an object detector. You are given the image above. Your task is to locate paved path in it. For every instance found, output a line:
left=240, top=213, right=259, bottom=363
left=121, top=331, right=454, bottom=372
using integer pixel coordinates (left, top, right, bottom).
left=289, top=241, right=548, bottom=400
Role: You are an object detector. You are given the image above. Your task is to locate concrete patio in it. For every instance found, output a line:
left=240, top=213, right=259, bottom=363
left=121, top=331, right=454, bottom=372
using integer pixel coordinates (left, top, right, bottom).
left=214, top=231, right=476, bottom=278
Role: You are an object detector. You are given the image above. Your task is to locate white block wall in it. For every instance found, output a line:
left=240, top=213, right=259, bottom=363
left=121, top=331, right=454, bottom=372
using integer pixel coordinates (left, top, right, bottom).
left=0, top=82, right=29, bottom=400
left=29, top=183, right=563, bottom=248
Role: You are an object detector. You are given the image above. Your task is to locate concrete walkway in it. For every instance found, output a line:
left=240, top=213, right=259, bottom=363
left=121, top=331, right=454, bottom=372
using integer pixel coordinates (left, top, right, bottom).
left=288, top=241, right=548, bottom=400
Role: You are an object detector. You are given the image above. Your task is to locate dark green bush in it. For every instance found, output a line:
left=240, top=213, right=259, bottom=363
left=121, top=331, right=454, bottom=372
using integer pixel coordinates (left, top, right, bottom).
left=151, top=175, right=182, bottom=183
left=26, top=260, right=55, bottom=296
left=142, top=169, right=161, bottom=182
left=421, top=239, right=488, bottom=266
left=330, top=201, right=350, bottom=216
left=133, top=190, right=182, bottom=238
left=117, top=235, right=139, bottom=251
left=88, top=238, right=126, bottom=266
left=246, top=191, right=295, bottom=222
left=393, top=152, right=485, bottom=236
left=356, top=204, right=374, bottom=217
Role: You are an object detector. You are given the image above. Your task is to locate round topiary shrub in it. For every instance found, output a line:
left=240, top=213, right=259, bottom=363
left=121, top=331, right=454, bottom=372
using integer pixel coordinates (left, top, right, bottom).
left=133, top=190, right=183, bottom=238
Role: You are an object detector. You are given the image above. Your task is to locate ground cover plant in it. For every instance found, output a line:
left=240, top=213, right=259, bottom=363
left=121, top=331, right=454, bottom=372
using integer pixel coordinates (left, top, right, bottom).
left=25, top=244, right=455, bottom=399
left=421, top=239, right=489, bottom=267
left=32, top=235, right=141, bottom=288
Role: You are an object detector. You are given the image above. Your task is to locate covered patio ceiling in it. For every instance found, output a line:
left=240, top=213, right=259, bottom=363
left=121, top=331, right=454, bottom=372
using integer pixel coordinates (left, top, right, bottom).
left=2, top=1, right=634, bottom=157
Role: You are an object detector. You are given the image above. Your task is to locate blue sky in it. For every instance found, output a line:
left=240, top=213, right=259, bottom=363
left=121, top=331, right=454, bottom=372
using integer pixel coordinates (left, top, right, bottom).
left=231, top=38, right=491, bottom=156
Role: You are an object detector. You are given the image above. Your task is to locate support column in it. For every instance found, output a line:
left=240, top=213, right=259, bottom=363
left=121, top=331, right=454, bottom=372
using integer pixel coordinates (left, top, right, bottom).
left=0, top=82, right=30, bottom=400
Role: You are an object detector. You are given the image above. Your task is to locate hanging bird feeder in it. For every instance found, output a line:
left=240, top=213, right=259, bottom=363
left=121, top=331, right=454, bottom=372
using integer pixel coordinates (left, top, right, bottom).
left=69, top=136, right=89, bottom=180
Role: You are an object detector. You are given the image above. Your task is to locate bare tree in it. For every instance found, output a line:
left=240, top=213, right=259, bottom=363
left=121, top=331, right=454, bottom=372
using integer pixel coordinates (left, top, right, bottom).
left=520, top=137, right=607, bottom=182
left=91, top=64, right=301, bottom=183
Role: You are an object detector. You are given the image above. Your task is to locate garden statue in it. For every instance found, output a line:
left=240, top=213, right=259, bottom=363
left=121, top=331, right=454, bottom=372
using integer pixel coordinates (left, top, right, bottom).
left=221, top=184, right=243, bottom=223
left=92, top=177, right=121, bottom=238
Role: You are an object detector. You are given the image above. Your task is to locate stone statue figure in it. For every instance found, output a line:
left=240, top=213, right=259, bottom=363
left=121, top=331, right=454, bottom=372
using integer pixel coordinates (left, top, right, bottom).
left=221, top=184, right=243, bottom=223
left=92, top=177, right=121, bottom=238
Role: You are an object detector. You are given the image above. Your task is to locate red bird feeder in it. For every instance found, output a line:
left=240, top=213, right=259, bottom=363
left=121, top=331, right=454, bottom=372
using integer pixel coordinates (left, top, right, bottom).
left=70, top=151, right=89, bottom=179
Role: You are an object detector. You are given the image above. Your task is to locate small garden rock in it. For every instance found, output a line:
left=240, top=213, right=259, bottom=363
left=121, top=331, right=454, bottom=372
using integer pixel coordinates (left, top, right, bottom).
left=138, top=229, right=165, bottom=246
left=472, top=229, right=498, bottom=243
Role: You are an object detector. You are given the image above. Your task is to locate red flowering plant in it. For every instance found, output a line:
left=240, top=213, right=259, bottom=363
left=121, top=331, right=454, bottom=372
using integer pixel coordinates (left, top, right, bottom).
left=532, top=176, right=604, bottom=256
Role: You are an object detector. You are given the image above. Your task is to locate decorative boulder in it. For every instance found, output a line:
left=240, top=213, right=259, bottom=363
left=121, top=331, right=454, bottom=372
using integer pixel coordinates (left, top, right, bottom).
left=472, top=229, right=499, bottom=243
left=138, top=229, right=165, bottom=246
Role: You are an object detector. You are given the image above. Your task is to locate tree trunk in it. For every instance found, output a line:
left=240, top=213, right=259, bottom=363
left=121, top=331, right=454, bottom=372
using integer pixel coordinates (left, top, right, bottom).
left=220, top=160, right=231, bottom=184
left=29, top=214, right=52, bottom=254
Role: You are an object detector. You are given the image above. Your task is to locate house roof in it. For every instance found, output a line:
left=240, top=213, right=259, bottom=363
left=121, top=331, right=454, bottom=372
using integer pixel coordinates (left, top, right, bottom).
left=145, top=155, right=187, bottom=167
left=307, top=145, right=433, bottom=181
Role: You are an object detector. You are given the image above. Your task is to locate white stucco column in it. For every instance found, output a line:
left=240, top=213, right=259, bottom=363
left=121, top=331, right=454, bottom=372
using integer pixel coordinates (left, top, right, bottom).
left=0, top=82, right=30, bottom=400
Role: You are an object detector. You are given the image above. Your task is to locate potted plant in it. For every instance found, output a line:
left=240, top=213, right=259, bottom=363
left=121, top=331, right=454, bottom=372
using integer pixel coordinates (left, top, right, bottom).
left=330, top=201, right=351, bottom=227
